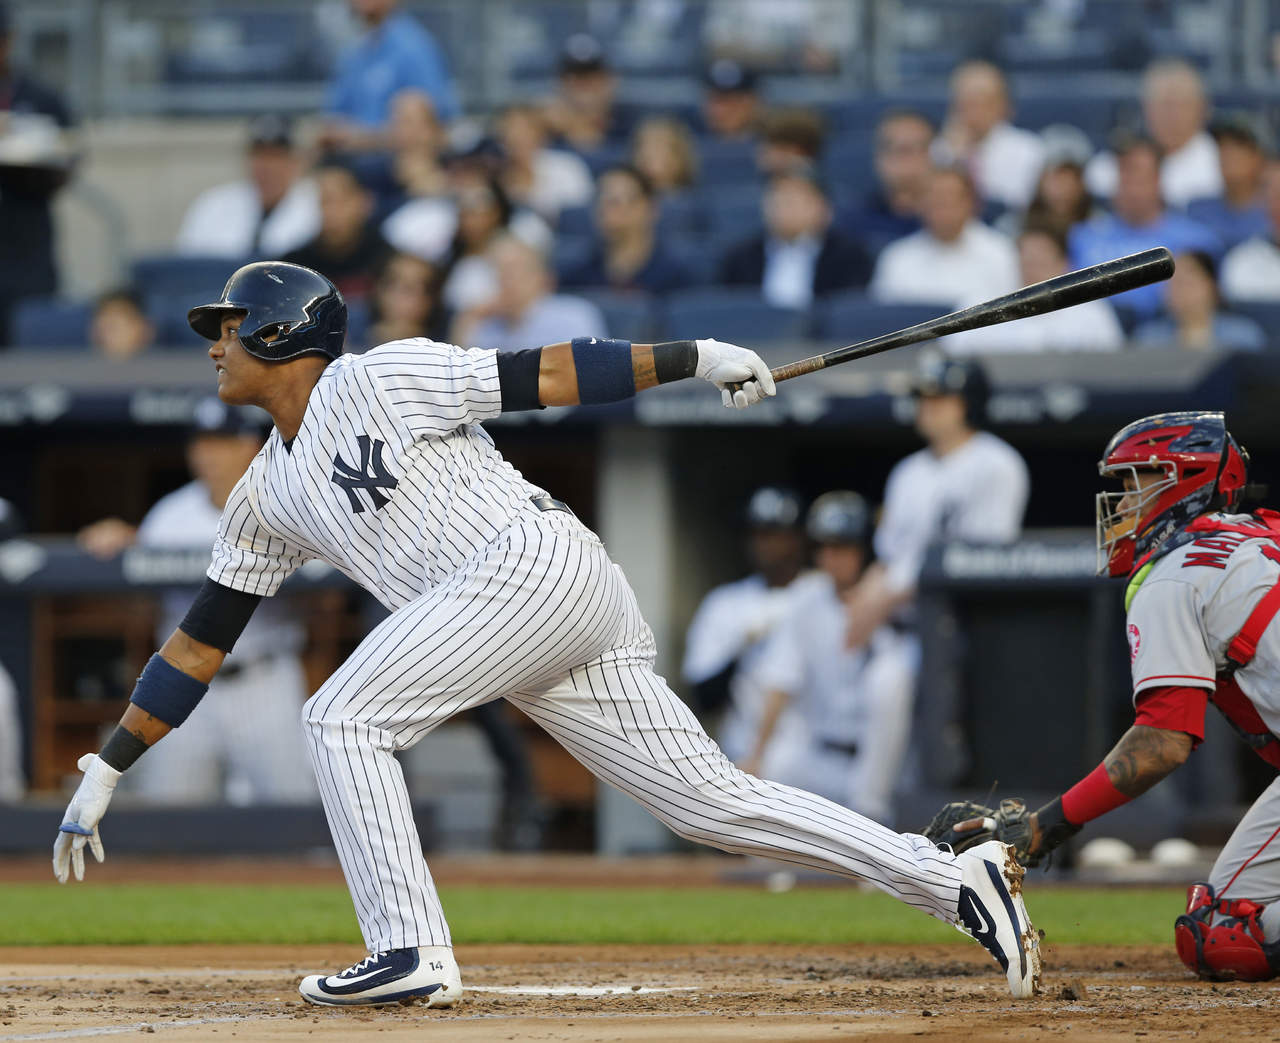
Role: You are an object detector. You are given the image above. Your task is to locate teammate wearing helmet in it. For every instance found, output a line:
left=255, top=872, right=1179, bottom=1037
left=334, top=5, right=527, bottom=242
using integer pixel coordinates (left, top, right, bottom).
left=747, top=492, right=918, bottom=823
left=952, top=410, right=1280, bottom=982
left=844, top=352, right=1029, bottom=653
left=682, top=486, right=810, bottom=764
left=51, top=261, right=1042, bottom=1004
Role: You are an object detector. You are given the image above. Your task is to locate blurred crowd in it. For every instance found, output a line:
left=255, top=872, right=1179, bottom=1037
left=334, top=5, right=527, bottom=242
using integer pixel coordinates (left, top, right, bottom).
left=4, top=0, right=1280, bottom=358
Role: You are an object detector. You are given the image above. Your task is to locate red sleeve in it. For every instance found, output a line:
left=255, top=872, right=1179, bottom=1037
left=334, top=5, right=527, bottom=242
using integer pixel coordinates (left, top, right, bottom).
left=1134, top=684, right=1209, bottom=744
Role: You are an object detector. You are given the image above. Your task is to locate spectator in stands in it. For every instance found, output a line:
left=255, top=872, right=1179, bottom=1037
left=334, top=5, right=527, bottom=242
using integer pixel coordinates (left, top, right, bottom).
left=1070, top=135, right=1221, bottom=320
left=366, top=252, right=448, bottom=348
left=452, top=234, right=605, bottom=350
left=377, top=90, right=455, bottom=260
left=497, top=103, right=594, bottom=224
left=283, top=160, right=391, bottom=303
left=0, top=1, right=74, bottom=345
left=631, top=117, right=700, bottom=196
left=89, top=289, right=155, bottom=360
left=176, top=115, right=320, bottom=260
left=720, top=168, right=869, bottom=308
left=701, top=60, right=762, bottom=143
left=837, top=110, right=932, bottom=260
left=934, top=61, right=1045, bottom=212
left=1222, top=160, right=1280, bottom=302
left=1086, top=58, right=1221, bottom=208
left=438, top=171, right=553, bottom=312
left=1135, top=250, right=1264, bottom=352
left=321, top=0, right=458, bottom=153
left=946, top=227, right=1124, bottom=354
left=870, top=166, right=1019, bottom=307
left=544, top=34, right=631, bottom=156
left=1020, top=154, right=1096, bottom=242
left=756, top=110, right=825, bottom=178
left=559, top=165, right=695, bottom=295
left=1187, top=116, right=1271, bottom=253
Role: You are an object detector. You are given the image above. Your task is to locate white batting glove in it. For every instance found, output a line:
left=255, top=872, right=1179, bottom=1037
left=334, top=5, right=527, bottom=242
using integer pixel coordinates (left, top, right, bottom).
left=52, top=753, right=120, bottom=883
left=694, top=339, right=777, bottom=409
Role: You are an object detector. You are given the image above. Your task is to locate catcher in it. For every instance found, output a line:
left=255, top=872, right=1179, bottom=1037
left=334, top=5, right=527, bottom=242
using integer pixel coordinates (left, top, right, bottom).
left=927, top=410, right=1280, bottom=982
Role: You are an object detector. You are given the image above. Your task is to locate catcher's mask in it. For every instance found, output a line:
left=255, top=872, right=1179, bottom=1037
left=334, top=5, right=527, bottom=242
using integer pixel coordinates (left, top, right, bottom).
left=1096, top=410, right=1249, bottom=577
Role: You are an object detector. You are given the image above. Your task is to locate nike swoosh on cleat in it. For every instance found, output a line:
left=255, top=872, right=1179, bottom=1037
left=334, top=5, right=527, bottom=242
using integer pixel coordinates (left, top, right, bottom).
left=958, top=885, right=1008, bottom=973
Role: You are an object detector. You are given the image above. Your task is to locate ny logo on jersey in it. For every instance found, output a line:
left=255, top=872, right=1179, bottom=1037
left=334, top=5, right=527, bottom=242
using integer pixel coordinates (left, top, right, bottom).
left=331, top=435, right=399, bottom=514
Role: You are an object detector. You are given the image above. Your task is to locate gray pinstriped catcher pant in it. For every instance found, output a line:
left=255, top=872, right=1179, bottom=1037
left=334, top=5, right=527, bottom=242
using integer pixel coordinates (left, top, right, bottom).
left=303, top=509, right=963, bottom=953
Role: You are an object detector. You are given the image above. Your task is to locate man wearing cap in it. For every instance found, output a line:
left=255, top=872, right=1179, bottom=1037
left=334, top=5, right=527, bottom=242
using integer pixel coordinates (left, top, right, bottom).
left=843, top=354, right=1028, bottom=653
left=720, top=167, right=870, bottom=308
left=701, top=60, right=762, bottom=144
left=78, top=400, right=315, bottom=805
left=322, top=0, right=458, bottom=153
left=682, top=487, right=811, bottom=765
left=1187, top=117, right=1271, bottom=253
left=0, top=0, right=74, bottom=344
left=176, top=115, right=320, bottom=260
left=748, top=492, right=916, bottom=823
left=544, top=34, right=632, bottom=156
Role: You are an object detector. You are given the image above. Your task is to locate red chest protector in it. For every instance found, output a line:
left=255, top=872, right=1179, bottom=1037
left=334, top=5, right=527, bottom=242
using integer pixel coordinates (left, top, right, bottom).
left=1181, top=510, right=1280, bottom=769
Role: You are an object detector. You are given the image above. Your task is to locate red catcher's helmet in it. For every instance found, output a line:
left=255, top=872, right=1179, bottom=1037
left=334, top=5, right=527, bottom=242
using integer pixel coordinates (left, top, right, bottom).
left=1097, top=411, right=1249, bottom=577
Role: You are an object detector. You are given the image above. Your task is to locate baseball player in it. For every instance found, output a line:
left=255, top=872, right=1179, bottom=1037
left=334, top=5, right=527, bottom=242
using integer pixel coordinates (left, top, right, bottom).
left=80, top=398, right=316, bottom=804
left=845, top=354, right=1029, bottom=649
left=932, top=410, right=1280, bottom=982
left=682, top=486, right=810, bottom=764
left=52, top=261, right=1040, bottom=1004
left=749, top=492, right=917, bottom=824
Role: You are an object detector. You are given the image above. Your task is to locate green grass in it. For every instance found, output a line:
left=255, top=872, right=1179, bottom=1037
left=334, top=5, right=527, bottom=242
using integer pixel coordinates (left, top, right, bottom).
left=0, top=883, right=1183, bottom=947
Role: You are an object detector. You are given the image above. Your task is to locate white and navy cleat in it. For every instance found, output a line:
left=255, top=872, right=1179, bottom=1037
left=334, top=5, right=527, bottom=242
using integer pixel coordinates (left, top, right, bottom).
left=955, top=840, right=1042, bottom=998
left=299, top=945, right=463, bottom=1007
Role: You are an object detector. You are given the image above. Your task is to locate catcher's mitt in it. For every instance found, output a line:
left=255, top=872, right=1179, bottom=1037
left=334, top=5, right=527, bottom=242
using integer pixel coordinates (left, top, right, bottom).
left=922, top=798, right=1039, bottom=866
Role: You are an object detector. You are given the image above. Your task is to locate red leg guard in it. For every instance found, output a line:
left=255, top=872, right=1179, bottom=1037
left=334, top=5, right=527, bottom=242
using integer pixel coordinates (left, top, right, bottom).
left=1174, top=884, right=1280, bottom=982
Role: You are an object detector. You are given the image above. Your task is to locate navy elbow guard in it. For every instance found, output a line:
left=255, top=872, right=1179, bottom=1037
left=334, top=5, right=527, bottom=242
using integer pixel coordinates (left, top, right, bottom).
left=129, top=654, right=209, bottom=728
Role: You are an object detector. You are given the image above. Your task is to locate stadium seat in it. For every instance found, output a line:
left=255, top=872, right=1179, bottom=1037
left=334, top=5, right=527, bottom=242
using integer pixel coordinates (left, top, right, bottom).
left=578, top=290, right=658, bottom=342
left=697, top=139, right=760, bottom=188
left=1224, top=301, right=1280, bottom=342
left=662, top=288, right=809, bottom=343
left=9, top=297, right=92, bottom=349
left=147, top=291, right=215, bottom=348
left=814, top=293, right=949, bottom=342
left=131, top=255, right=246, bottom=299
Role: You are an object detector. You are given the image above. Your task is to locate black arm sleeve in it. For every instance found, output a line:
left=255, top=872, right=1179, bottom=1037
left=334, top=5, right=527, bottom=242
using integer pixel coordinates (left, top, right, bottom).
left=178, top=577, right=263, bottom=654
left=496, top=348, right=546, bottom=412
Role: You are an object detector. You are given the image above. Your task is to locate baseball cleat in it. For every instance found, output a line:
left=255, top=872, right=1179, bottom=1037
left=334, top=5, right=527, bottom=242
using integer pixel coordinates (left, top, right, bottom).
left=298, top=945, right=462, bottom=1007
left=955, top=840, right=1042, bottom=998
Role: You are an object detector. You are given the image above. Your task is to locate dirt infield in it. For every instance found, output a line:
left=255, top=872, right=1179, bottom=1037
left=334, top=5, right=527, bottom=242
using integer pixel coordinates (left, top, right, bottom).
left=1, top=941, right=1275, bottom=1042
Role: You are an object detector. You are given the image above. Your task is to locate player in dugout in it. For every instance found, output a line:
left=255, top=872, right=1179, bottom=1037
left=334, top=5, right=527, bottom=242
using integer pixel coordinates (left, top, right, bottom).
left=52, top=261, right=1041, bottom=1005
left=927, top=411, right=1280, bottom=982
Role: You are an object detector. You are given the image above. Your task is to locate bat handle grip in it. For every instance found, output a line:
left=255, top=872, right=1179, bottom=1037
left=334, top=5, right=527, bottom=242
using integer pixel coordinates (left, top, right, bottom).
left=724, top=357, right=823, bottom=396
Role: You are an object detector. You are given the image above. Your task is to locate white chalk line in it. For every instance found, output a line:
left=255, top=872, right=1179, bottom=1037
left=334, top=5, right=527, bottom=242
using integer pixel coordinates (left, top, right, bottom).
left=0, top=1015, right=286, bottom=1041
left=469, top=985, right=697, bottom=996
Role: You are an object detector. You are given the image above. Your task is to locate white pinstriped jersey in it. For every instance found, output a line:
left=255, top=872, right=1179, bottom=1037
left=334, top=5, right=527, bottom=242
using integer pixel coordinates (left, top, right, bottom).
left=207, top=339, right=547, bottom=609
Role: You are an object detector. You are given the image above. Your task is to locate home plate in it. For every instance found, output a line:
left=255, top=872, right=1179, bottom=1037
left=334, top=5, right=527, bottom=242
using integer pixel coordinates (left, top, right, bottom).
left=470, top=985, right=698, bottom=996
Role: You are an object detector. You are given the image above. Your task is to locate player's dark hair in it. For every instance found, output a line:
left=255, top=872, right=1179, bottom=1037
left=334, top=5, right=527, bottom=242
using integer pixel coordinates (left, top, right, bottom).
left=1017, top=222, right=1069, bottom=259
left=876, top=107, right=936, bottom=140
left=1179, top=249, right=1219, bottom=284
left=1111, top=130, right=1163, bottom=164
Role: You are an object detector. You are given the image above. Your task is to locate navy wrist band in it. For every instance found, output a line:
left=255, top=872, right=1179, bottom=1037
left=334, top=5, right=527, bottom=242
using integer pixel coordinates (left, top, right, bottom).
left=130, top=653, right=209, bottom=729
left=571, top=337, right=635, bottom=404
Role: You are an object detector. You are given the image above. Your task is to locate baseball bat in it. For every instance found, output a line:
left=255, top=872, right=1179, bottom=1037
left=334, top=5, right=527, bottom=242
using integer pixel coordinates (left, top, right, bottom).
left=765, top=247, right=1174, bottom=384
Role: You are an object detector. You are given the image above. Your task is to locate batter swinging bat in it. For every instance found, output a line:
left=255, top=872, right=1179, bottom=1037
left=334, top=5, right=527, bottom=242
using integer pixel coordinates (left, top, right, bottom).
left=765, top=247, right=1174, bottom=385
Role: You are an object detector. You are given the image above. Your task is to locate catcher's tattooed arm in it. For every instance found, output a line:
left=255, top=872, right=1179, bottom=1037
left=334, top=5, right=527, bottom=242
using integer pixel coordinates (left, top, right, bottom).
left=1101, top=724, right=1193, bottom=796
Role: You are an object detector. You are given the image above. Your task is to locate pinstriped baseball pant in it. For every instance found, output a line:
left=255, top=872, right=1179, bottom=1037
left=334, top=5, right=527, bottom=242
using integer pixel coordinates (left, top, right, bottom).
left=302, top=510, right=963, bottom=953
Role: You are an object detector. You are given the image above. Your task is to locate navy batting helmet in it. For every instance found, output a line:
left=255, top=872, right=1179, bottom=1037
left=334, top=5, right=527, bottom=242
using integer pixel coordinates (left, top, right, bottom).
left=188, top=262, right=347, bottom=362
left=912, top=354, right=989, bottom=428
left=806, top=491, right=870, bottom=546
left=745, top=486, right=803, bottom=529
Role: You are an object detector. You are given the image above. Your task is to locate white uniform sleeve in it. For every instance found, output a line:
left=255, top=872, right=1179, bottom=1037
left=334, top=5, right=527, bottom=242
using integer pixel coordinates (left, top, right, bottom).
left=206, top=476, right=310, bottom=597
left=752, top=606, right=806, bottom=697
left=956, top=446, right=1029, bottom=542
left=1128, top=578, right=1217, bottom=696
left=362, top=339, right=503, bottom=439
left=875, top=462, right=940, bottom=595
